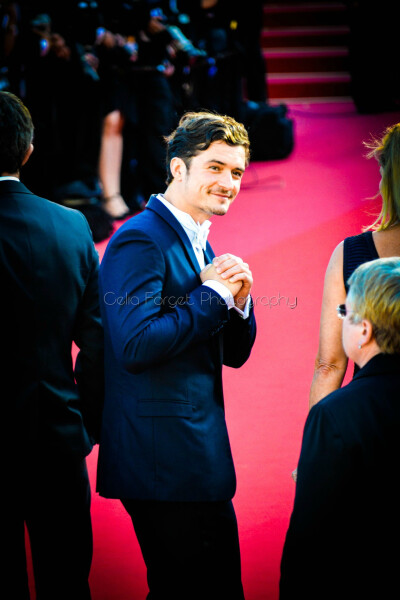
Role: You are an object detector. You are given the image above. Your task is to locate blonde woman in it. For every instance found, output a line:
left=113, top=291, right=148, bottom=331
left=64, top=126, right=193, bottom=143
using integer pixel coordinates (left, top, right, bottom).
left=309, top=122, right=400, bottom=408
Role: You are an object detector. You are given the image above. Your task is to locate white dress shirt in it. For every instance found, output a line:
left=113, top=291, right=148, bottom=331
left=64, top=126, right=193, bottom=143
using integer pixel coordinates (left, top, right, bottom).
left=157, top=194, right=250, bottom=318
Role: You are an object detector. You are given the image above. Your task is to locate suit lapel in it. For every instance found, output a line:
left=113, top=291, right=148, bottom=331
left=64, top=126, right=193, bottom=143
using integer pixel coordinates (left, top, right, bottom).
left=146, top=195, right=208, bottom=275
left=204, top=242, right=215, bottom=265
left=146, top=196, right=223, bottom=368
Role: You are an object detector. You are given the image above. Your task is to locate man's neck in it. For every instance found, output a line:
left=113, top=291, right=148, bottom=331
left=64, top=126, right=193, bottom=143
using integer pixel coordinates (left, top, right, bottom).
left=0, top=171, right=20, bottom=178
left=162, top=187, right=209, bottom=225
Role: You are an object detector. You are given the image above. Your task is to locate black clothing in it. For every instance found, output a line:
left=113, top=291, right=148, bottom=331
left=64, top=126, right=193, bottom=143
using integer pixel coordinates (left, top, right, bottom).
left=280, top=353, right=400, bottom=600
left=1, top=179, right=104, bottom=598
left=16, top=1, right=103, bottom=200
left=343, top=230, right=380, bottom=376
left=9, top=454, right=92, bottom=600
left=122, top=499, right=245, bottom=600
left=98, top=1, right=178, bottom=207
left=343, top=230, right=379, bottom=292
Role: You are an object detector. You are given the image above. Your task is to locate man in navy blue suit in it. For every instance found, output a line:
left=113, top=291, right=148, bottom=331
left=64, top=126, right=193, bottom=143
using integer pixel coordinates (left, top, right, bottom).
left=97, top=110, right=256, bottom=599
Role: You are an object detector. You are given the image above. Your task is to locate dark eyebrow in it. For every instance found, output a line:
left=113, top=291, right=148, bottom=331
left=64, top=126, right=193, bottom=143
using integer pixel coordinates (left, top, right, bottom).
left=205, top=159, right=245, bottom=173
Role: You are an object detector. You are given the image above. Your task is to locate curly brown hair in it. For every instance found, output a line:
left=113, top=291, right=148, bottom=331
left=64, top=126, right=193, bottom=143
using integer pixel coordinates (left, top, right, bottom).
left=164, top=111, right=250, bottom=185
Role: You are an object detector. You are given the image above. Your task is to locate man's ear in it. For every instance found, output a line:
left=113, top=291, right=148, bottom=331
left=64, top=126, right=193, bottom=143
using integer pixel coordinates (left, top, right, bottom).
left=21, top=143, right=34, bottom=167
left=169, top=156, right=186, bottom=181
left=360, top=318, right=374, bottom=346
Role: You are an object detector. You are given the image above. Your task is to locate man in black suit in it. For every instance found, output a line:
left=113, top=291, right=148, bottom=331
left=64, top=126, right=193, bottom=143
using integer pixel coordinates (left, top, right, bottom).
left=0, top=91, right=104, bottom=600
left=280, top=257, right=400, bottom=599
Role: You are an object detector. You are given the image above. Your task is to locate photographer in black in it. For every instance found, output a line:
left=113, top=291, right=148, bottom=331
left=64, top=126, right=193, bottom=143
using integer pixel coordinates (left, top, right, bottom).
left=97, top=1, right=186, bottom=216
left=176, top=0, right=244, bottom=119
left=15, top=2, right=103, bottom=201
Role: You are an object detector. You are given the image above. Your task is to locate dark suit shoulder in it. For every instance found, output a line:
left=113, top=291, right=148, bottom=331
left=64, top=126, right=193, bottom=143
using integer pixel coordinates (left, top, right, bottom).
left=1, top=182, right=98, bottom=297
left=0, top=181, right=92, bottom=238
left=113, top=207, right=159, bottom=236
left=105, top=211, right=163, bottom=256
left=119, top=203, right=174, bottom=233
left=312, top=356, right=400, bottom=451
left=316, top=377, right=390, bottom=423
left=106, top=206, right=180, bottom=258
left=25, top=192, right=92, bottom=235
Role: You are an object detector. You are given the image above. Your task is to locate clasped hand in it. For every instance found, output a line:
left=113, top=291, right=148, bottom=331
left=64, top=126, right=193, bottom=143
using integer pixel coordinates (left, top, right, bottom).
left=200, top=254, right=253, bottom=310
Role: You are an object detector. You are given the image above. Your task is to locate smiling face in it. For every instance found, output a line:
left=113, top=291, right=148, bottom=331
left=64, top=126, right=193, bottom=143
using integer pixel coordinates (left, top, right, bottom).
left=167, top=141, right=246, bottom=223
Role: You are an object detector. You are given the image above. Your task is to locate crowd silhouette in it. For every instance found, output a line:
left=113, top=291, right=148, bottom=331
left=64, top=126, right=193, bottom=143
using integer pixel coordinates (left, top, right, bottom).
left=1, top=1, right=267, bottom=238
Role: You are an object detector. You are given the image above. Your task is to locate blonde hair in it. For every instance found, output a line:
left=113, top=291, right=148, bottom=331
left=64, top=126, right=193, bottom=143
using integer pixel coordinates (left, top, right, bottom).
left=364, top=123, right=400, bottom=231
left=347, top=257, right=400, bottom=353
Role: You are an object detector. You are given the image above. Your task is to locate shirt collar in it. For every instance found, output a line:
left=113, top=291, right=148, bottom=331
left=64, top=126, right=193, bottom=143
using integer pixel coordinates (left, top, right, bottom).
left=156, top=194, right=211, bottom=248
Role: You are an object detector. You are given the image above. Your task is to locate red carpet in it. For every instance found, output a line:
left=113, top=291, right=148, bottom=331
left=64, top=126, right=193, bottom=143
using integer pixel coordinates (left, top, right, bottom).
left=29, top=101, right=400, bottom=599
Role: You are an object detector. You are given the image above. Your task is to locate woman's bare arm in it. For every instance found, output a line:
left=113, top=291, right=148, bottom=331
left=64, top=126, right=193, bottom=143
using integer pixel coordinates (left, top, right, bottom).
left=309, top=241, right=349, bottom=409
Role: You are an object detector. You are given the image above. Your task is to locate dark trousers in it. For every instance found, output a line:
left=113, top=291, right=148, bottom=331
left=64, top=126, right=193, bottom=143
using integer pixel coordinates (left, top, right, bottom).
left=7, top=453, right=93, bottom=600
left=122, top=498, right=245, bottom=600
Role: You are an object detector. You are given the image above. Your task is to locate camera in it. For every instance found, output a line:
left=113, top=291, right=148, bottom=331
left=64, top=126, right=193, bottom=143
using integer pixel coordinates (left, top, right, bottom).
left=150, top=8, right=206, bottom=59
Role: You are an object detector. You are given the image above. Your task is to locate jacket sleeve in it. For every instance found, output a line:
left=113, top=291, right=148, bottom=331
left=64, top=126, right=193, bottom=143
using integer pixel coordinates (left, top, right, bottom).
left=291, top=403, right=347, bottom=531
left=280, top=402, right=348, bottom=595
left=73, top=223, right=105, bottom=444
left=100, top=227, right=230, bottom=373
left=222, top=300, right=256, bottom=368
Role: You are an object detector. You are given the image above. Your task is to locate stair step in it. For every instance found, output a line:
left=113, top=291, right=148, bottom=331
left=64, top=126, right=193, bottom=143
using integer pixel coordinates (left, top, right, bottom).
left=261, top=1, right=352, bottom=101
left=267, top=71, right=351, bottom=98
left=261, top=25, right=350, bottom=48
left=264, top=46, right=349, bottom=72
left=269, top=95, right=354, bottom=106
left=264, top=2, right=348, bottom=28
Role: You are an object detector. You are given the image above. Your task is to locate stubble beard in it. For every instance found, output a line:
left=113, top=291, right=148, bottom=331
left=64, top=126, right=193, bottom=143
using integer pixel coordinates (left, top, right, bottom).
left=206, top=190, right=233, bottom=216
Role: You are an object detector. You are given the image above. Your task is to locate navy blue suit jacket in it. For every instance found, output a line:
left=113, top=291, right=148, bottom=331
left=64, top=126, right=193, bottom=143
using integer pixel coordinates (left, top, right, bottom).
left=97, top=195, right=256, bottom=501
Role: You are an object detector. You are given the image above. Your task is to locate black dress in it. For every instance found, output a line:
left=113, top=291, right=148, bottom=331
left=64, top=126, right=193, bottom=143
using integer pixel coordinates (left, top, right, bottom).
left=343, top=230, right=379, bottom=376
left=343, top=230, right=379, bottom=292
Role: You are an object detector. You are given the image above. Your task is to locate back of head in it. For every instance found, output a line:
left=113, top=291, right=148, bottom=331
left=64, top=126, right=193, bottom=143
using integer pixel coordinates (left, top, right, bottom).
left=347, top=257, right=400, bottom=353
left=0, top=91, right=34, bottom=175
left=365, top=123, right=400, bottom=230
left=164, top=111, right=250, bottom=184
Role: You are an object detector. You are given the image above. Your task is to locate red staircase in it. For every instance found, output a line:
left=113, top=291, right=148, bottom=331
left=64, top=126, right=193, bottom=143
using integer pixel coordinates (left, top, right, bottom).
left=262, top=1, right=352, bottom=103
